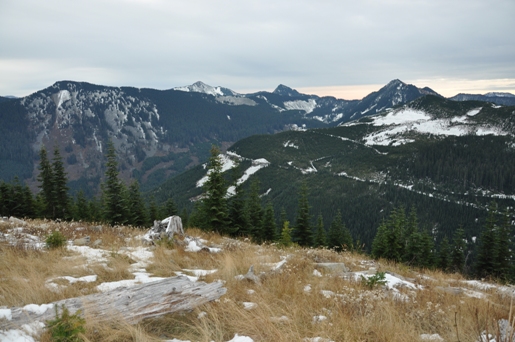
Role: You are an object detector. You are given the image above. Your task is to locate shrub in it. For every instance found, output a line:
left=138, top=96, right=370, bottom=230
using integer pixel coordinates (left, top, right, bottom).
left=361, top=271, right=387, bottom=289
left=45, top=231, right=67, bottom=249
left=45, top=305, right=85, bottom=342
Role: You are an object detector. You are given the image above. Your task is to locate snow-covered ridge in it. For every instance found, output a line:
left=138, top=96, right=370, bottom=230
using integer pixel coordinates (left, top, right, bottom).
left=284, top=99, right=317, bottom=114
left=174, top=81, right=238, bottom=97
left=485, top=92, right=515, bottom=98
left=360, top=107, right=508, bottom=147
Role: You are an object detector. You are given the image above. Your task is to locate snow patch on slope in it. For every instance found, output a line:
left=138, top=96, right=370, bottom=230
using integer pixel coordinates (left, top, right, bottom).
left=284, top=99, right=317, bottom=114
left=196, top=154, right=237, bottom=188
left=51, top=90, right=71, bottom=109
left=363, top=107, right=508, bottom=146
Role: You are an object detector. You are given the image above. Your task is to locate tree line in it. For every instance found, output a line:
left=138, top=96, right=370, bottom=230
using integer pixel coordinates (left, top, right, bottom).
left=371, top=203, right=514, bottom=282
left=0, top=142, right=179, bottom=226
left=190, top=146, right=514, bottom=282
left=2, top=144, right=513, bottom=283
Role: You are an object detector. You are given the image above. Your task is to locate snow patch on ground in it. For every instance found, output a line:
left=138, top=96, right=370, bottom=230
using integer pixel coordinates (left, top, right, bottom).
left=466, top=107, right=482, bottom=116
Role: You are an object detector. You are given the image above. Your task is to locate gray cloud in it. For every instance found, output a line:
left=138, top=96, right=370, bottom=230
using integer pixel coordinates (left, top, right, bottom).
left=1, top=0, right=514, bottom=97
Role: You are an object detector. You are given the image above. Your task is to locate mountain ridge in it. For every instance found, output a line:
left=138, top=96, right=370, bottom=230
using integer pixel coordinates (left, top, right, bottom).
left=1, top=78, right=514, bottom=198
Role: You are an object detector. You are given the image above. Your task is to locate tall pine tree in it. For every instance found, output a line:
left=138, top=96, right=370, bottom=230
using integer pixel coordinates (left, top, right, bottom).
left=200, top=146, right=231, bottom=235
left=102, top=141, right=128, bottom=226
left=293, top=182, right=312, bottom=247
left=37, top=147, right=55, bottom=218
left=51, top=147, right=70, bottom=220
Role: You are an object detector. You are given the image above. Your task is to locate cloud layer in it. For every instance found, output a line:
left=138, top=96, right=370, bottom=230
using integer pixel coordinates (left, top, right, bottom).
left=1, top=0, right=514, bottom=98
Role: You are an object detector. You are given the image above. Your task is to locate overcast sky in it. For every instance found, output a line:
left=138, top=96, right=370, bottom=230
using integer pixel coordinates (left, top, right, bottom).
left=1, top=0, right=514, bottom=99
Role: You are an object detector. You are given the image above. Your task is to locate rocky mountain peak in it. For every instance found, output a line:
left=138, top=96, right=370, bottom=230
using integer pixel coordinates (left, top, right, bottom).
left=273, top=84, right=302, bottom=97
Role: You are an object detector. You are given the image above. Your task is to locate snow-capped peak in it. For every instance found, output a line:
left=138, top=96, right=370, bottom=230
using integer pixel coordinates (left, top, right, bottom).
left=173, top=81, right=238, bottom=97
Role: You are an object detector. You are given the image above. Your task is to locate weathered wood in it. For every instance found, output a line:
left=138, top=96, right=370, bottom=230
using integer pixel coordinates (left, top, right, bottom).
left=145, top=216, right=184, bottom=243
left=0, top=276, right=226, bottom=329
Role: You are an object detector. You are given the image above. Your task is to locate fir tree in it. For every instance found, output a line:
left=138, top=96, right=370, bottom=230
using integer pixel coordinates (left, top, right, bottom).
left=164, top=197, right=179, bottom=217
left=148, top=196, right=159, bottom=223
left=200, top=146, right=231, bottom=235
left=475, top=202, right=499, bottom=278
left=51, top=147, right=70, bottom=220
left=384, top=207, right=405, bottom=262
left=451, top=226, right=467, bottom=273
left=419, top=229, right=435, bottom=268
left=293, top=182, right=312, bottom=247
left=246, top=178, right=263, bottom=240
left=102, top=141, right=128, bottom=226
left=127, top=181, right=148, bottom=227
left=74, top=190, right=90, bottom=221
left=314, top=213, right=327, bottom=247
left=278, top=221, right=293, bottom=247
left=261, top=201, right=277, bottom=242
left=371, top=220, right=389, bottom=259
left=228, top=182, right=248, bottom=237
left=180, top=208, right=189, bottom=228
left=494, top=209, right=513, bottom=281
left=437, top=236, right=452, bottom=272
left=37, top=147, right=55, bottom=218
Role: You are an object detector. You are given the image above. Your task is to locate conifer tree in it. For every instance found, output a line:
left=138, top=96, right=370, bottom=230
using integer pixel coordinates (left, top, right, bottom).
left=246, top=178, right=263, bottom=240
left=475, top=202, right=499, bottom=278
left=279, top=207, right=288, bottom=237
left=278, top=221, right=293, bottom=247
left=404, top=230, right=424, bottom=266
left=419, top=229, right=435, bottom=268
left=494, top=209, right=513, bottom=281
left=314, top=213, right=327, bottom=247
left=37, top=147, right=55, bottom=218
left=451, top=226, right=467, bottom=273
left=437, top=236, right=452, bottom=272
left=261, top=201, right=277, bottom=242
left=148, top=196, right=159, bottom=223
left=293, top=182, right=312, bottom=247
left=371, top=220, right=389, bottom=259
left=228, top=182, right=248, bottom=236
left=200, top=146, right=231, bottom=235
left=385, top=207, right=405, bottom=262
left=164, top=197, right=179, bottom=217
left=180, top=208, right=189, bottom=228
left=102, top=141, right=127, bottom=226
left=328, top=210, right=352, bottom=251
left=127, top=181, right=148, bottom=227
left=51, top=147, right=70, bottom=219
left=74, top=190, right=90, bottom=221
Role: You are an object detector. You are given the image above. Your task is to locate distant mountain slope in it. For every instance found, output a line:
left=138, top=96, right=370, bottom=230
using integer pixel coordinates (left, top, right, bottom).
left=153, top=95, right=515, bottom=248
left=1, top=79, right=512, bottom=199
left=449, top=92, right=515, bottom=106
left=0, top=79, right=438, bottom=193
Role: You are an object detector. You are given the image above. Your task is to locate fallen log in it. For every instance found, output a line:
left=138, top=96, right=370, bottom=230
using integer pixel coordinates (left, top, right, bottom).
left=0, top=275, right=226, bottom=329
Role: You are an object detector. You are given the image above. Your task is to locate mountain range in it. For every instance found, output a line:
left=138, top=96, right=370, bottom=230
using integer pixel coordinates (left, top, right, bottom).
left=151, top=94, right=515, bottom=249
left=0, top=79, right=514, bottom=200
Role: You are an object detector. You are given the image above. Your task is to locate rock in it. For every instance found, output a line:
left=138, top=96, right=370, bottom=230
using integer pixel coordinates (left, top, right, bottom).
left=9, top=217, right=26, bottom=225
left=73, top=236, right=91, bottom=246
left=91, top=225, right=103, bottom=232
left=92, top=239, right=102, bottom=247
left=367, top=267, right=377, bottom=274
left=314, top=263, right=349, bottom=273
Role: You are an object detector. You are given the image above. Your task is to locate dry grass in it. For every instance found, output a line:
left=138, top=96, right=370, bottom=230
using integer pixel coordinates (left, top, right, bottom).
left=1, top=220, right=514, bottom=341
